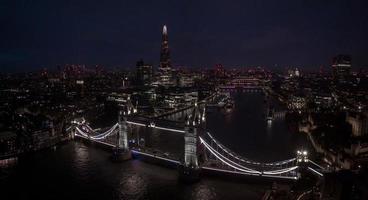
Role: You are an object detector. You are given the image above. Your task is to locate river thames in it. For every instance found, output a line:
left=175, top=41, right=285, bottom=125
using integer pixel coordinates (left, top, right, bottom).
left=0, top=92, right=311, bottom=199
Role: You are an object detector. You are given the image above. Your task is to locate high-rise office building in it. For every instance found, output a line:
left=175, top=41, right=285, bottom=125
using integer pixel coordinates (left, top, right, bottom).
left=332, top=55, right=352, bottom=83
left=158, top=25, right=173, bottom=86
left=346, top=112, right=368, bottom=137
left=136, top=59, right=153, bottom=86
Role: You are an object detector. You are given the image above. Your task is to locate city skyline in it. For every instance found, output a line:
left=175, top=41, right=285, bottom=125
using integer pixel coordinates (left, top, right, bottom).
left=1, top=1, right=368, bottom=199
left=1, top=0, right=368, bottom=72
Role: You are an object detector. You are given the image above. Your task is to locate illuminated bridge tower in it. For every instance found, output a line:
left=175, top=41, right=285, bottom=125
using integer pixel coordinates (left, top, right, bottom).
left=179, top=102, right=206, bottom=182
left=112, top=110, right=132, bottom=161
left=296, top=149, right=309, bottom=178
left=184, top=123, right=198, bottom=167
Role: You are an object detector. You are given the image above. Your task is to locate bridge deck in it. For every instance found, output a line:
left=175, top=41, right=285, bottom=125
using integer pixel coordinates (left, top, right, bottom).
left=202, top=166, right=298, bottom=181
left=75, top=134, right=181, bottom=165
left=74, top=134, right=301, bottom=181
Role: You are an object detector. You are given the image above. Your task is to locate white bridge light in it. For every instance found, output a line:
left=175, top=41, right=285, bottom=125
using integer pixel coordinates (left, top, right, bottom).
left=149, top=122, right=155, bottom=128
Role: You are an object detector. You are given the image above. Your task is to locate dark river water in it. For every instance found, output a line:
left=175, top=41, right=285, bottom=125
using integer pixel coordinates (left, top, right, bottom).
left=0, top=92, right=310, bottom=200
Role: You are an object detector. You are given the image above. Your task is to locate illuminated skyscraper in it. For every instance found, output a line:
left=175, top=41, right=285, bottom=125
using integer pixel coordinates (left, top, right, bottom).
left=332, top=55, right=351, bottom=83
left=158, top=25, right=173, bottom=86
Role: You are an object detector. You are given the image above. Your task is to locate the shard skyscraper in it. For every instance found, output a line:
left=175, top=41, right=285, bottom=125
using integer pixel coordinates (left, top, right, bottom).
left=158, top=25, right=172, bottom=86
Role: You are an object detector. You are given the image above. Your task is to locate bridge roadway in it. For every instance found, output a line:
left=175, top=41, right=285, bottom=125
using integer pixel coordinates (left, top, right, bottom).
left=75, top=133, right=181, bottom=165
left=75, top=133, right=300, bottom=181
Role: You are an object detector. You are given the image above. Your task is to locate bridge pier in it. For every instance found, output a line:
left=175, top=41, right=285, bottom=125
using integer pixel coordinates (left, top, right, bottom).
left=112, top=111, right=132, bottom=161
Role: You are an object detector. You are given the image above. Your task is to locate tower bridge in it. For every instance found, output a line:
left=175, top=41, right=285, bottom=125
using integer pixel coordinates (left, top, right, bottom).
left=70, top=101, right=326, bottom=182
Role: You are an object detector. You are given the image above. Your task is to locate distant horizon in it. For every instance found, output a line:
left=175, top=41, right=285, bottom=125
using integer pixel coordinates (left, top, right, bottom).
left=1, top=62, right=366, bottom=74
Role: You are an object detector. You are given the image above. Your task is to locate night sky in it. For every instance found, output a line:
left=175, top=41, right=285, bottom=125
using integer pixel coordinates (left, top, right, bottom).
left=1, top=0, right=368, bottom=72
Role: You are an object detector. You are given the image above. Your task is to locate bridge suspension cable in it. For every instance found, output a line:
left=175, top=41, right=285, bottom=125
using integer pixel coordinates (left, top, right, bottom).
left=200, top=137, right=261, bottom=174
left=205, top=132, right=296, bottom=166
left=75, top=123, right=119, bottom=140
left=308, top=159, right=325, bottom=170
left=200, top=137, right=299, bottom=175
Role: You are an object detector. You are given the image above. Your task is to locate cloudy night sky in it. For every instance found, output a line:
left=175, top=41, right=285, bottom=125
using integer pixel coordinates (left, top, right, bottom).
left=1, top=0, right=368, bottom=72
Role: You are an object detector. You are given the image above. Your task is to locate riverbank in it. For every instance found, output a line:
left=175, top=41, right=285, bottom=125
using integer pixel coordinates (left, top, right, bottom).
left=0, top=134, right=71, bottom=163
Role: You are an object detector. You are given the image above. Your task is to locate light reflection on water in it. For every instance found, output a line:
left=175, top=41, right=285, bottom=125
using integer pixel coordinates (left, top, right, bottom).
left=190, top=184, right=217, bottom=200
left=73, top=143, right=92, bottom=178
left=119, top=172, right=148, bottom=200
left=206, top=92, right=309, bottom=162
